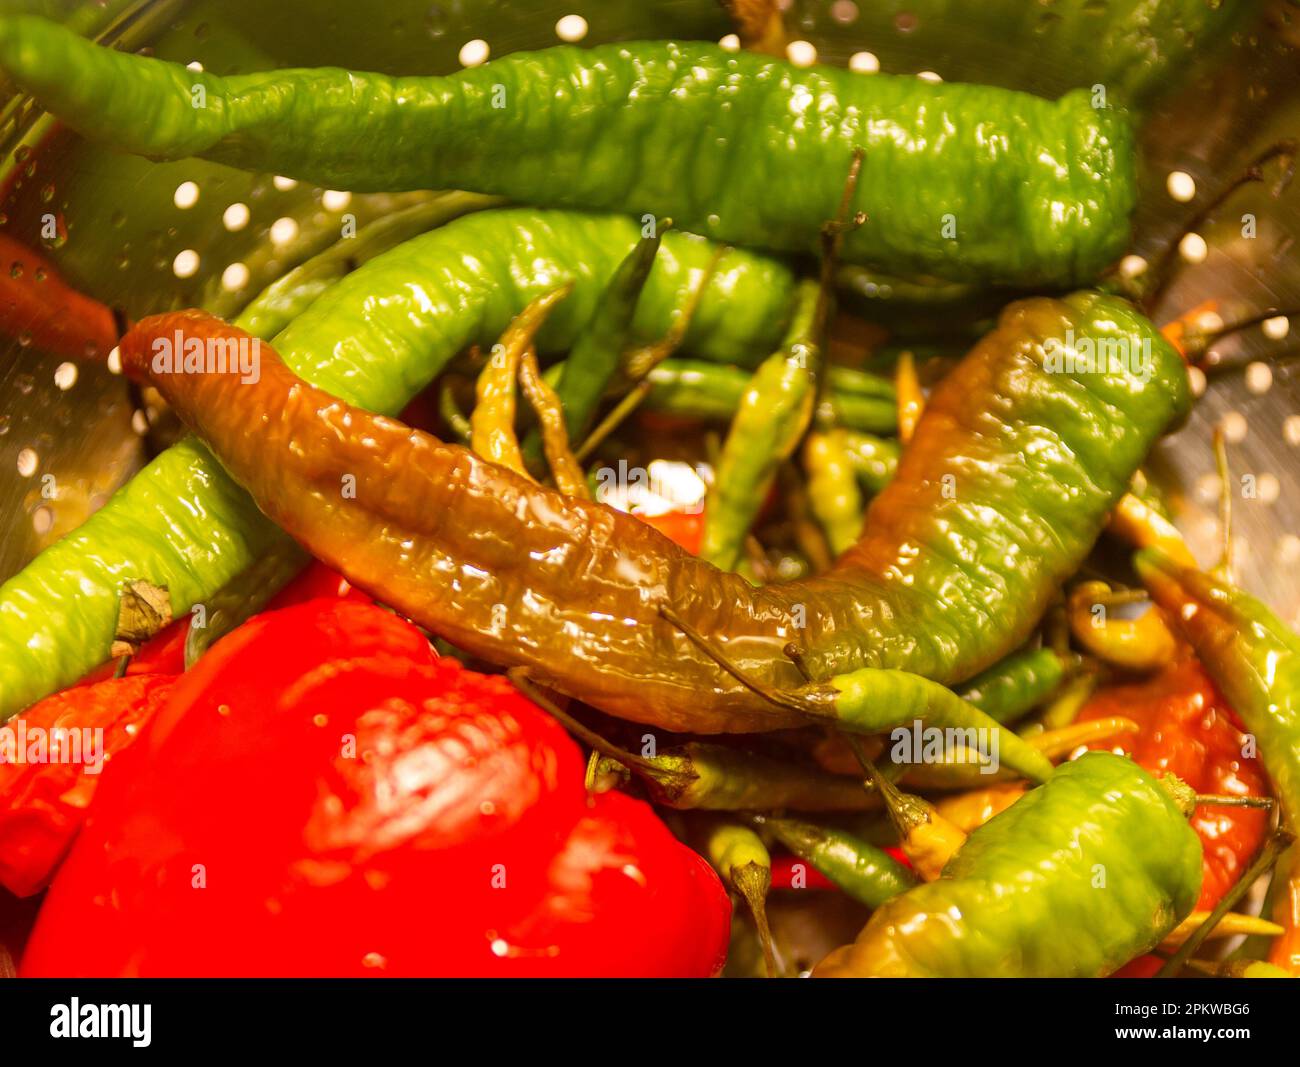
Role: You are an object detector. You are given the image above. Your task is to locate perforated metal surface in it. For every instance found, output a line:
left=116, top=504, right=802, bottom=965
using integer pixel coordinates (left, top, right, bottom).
left=0, top=0, right=1297, bottom=624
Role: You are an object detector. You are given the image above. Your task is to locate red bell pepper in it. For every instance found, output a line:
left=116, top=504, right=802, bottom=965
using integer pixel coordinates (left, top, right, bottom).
left=0, top=673, right=176, bottom=897
left=1080, top=656, right=1269, bottom=909
left=21, top=600, right=729, bottom=976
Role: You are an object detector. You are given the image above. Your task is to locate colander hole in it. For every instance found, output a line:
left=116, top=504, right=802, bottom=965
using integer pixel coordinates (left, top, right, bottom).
left=53, top=363, right=77, bottom=391
left=1245, top=362, right=1273, bottom=394
left=273, top=176, right=298, bottom=192
left=1166, top=171, right=1197, bottom=203
left=32, top=505, right=53, bottom=536
left=830, top=1, right=860, bottom=24
left=1187, top=365, right=1207, bottom=397
left=172, top=249, right=200, bottom=278
left=917, top=71, right=943, bottom=83
left=16, top=448, right=37, bottom=478
left=719, top=34, right=741, bottom=52
left=1220, top=411, right=1248, bottom=443
left=222, top=262, right=250, bottom=291
left=459, top=39, right=490, bottom=67
left=1262, top=315, right=1290, bottom=340
left=322, top=190, right=352, bottom=211
left=223, top=203, right=251, bottom=232
left=849, top=51, right=880, bottom=74
left=270, top=217, right=299, bottom=245
left=1178, top=232, right=1208, bottom=263
left=173, top=181, right=200, bottom=209
left=555, top=15, right=588, bottom=43
left=1258, top=473, right=1281, bottom=504
left=1195, top=473, right=1222, bottom=504
left=1284, top=415, right=1300, bottom=446
left=787, top=41, right=817, bottom=67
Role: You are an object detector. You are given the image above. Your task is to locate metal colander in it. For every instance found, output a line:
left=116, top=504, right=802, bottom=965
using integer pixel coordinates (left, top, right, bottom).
left=1, top=0, right=1298, bottom=612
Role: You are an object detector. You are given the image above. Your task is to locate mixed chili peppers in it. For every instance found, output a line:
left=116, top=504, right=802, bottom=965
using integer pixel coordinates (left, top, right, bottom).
left=0, top=8, right=1297, bottom=979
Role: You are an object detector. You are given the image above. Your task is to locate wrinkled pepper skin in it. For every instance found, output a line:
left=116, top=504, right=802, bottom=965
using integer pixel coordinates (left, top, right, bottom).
left=21, top=601, right=730, bottom=977
left=815, top=752, right=1203, bottom=977
left=0, top=16, right=1134, bottom=285
left=0, top=210, right=795, bottom=721
left=119, top=289, right=1186, bottom=735
left=1137, top=551, right=1300, bottom=973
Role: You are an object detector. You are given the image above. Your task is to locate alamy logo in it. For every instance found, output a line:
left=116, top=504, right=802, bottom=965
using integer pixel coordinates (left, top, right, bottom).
left=1042, top=329, right=1152, bottom=383
left=50, top=998, right=151, bottom=1047
left=151, top=330, right=260, bottom=384
left=0, top=718, right=104, bottom=774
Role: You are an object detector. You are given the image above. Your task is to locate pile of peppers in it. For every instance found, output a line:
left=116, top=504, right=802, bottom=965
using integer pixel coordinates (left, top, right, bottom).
left=1, top=4, right=1299, bottom=979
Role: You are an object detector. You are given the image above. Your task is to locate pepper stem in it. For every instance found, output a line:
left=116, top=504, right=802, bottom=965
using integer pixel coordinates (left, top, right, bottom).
left=1156, top=828, right=1294, bottom=978
left=731, top=861, right=780, bottom=979
left=1193, top=793, right=1275, bottom=810
left=507, top=668, right=658, bottom=774
left=656, top=605, right=826, bottom=717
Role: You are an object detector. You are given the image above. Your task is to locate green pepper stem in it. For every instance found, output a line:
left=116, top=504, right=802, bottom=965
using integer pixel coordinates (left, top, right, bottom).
left=1156, top=828, right=1295, bottom=978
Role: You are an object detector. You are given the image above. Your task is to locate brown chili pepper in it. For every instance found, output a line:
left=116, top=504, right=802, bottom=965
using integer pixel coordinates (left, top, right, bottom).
left=119, top=291, right=1186, bottom=736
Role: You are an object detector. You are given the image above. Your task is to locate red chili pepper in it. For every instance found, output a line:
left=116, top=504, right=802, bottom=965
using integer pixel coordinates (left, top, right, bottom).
left=21, top=600, right=729, bottom=976
left=769, top=853, right=837, bottom=892
left=636, top=509, right=705, bottom=556
left=0, top=673, right=175, bottom=897
left=265, top=560, right=372, bottom=610
left=1111, top=954, right=1164, bottom=978
left=1079, top=656, right=1269, bottom=909
left=0, top=232, right=119, bottom=361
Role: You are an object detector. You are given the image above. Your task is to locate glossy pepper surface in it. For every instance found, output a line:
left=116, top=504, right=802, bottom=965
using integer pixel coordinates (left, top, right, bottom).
left=0, top=16, right=1135, bottom=286
left=815, top=752, right=1203, bottom=977
left=117, top=290, right=1185, bottom=735
left=0, top=209, right=795, bottom=722
left=20, top=601, right=730, bottom=977
left=1078, top=656, right=1269, bottom=910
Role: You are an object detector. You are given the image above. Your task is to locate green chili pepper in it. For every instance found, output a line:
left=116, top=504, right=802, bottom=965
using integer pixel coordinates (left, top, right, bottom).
left=0, top=15, right=1136, bottom=285
left=551, top=226, right=663, bottom=445
left=815, top=751, right=1203, bottom=977
left=668, top=612, right=1054, bottom=783
left=956, top=647, right=1068, bottom=725
left=638, top=360, right=897, bottom=433
left=761, top=816, right=917, bottom=909
left=0, top=209, right=796, bottom=721
left=232, top=191, right=505, bottom=340
left=700, top=280, right=821, bottom=571
left=1137, top=549, right=1300, bottom=973
left=835, top=429, right=900, bottom=496
left=122, top=288, right=1187, bottom=739
left=802, top=431, right=865, bottom=557
left=698, top=819, right=779, bottom=977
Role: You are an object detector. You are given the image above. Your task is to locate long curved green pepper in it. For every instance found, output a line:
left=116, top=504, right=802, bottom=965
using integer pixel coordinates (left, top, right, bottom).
left=956, top=647, right=1068, bottom=725
left=762, top=816, right=917, bottom=909
left=700, top=280, right=821, bottom=571
left=0, top=15, right=1135, bottom=285
left=816, top=752, right=1203, bottom=977
left=233, top=191, right=506, bottom=340
left=640, top=360, right=897, bottom=433
left=0, top=210, right=797, bottom=720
